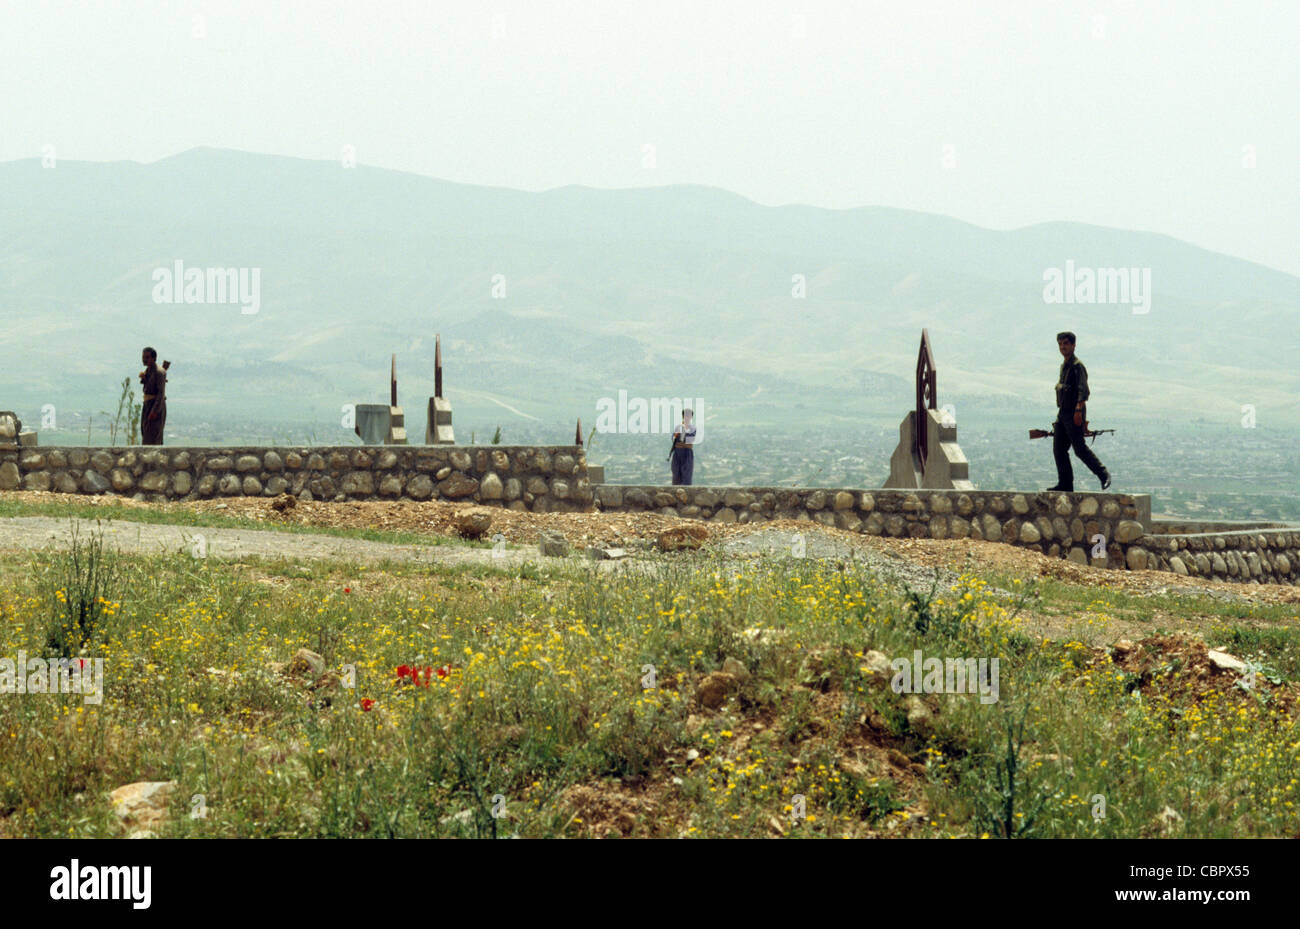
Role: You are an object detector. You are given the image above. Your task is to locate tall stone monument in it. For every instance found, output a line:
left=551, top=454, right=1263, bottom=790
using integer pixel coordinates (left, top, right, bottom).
left=883, top=329, right=974, bottom=490
left=386, top=354, right=408, bottom=445
left=425, top=335, right=454, bottom=445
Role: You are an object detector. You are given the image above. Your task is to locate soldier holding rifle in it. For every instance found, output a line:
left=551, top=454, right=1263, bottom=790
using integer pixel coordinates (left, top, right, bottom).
left=1041, top=331, right=1112, bottom=492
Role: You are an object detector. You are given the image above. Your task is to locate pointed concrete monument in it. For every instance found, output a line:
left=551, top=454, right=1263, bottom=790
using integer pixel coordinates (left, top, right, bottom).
left=425, top=335, right=455, bottom=445
left=386, top=353, right=408, bottom=445
left=883, top=329, right=974, bottom=490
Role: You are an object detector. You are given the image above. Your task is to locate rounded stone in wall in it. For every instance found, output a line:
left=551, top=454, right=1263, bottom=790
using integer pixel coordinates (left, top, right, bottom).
left=110, top=468, right=134, bottom=491
left=242, top=476, right=262, bottom=495
left=552, top=480, right=570, bottom=500
left=1101, top=500, right=1121, bottom=519
left=1125, top=546, right=1148, bottom=571
left=505, top=478, right=522, bottom=501
left=1070, top=518, right=1085, bottom=542
left=681, top=505, right=701, bottom=518
left=949, top=516, right=970, bottom=539
left=264, top=451, right=284, bottom=471
left=81, top=470, right=110, bottom=494
left=378, top=475, right=402, bottom=497
left=1035, top=516, right=1054, bottom=541
left=140, top=471, right=168, bottom=493
left=171, top=472, right=192, bottom=496
left=955, top=494, right=972, bottom=516
left=340, top=472, right=374, bottom=496
left=196, top=474, right=216, bottom=496
left=988, top=496, right=1007, bottom=515
left=859, top=493, right=875, bottom=512
left=554, top=454, right=576, bottom=475
left=47, top=450, right=67, bottom=469
left=837, top=511, right=862, bottom=532
left=885, top=515, right=906, bottom=537
left=715, top=507, right=737, bottom=523
left=20, top=452, right=45, bottom=469
left=930, top=495, right=952, bottom=515
left=69, top=449, right=90, bottom=468
left=307, top=454, right=326, bottom=471
left=1066, top=547, right=1087, bottom=565
left=981, top=514, right=1001, bottom=540
left=865, top=512, right=884, bottom=535
left=1003, top=520, right=1020, bottom=543
left=218, top=474, right=241, bottom=495
left=285, top=452, right=303, bottom=469
left=1278, top=554, right=1292, bottom=575
left=90, top=451, right=113, bottom=473
left=376, top=450, right=398, bottom=470
left=52, top=471, right=77, bottom=493
left=1115, top=520, right=1145, bottom=543
left=1019, top=521, right=1041, bottom=544
left=806, top=491, right=827, bottom=511
left=1011, top=494, right=1029, bottom=515
left=407, top=475, right=434, bottom=500
left=236, top=455, right=261, bottom=473
left=929, top=516, right=948, bottom=539
left=1054, top=495, right=1073, bottom=516
left=480, top=472, right=504, bottom=500
left=0, top=462, right=19, bottom=491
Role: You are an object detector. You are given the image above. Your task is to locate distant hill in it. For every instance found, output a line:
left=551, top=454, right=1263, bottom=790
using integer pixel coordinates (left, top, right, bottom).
left=1, top=147, right=1297, bottom=442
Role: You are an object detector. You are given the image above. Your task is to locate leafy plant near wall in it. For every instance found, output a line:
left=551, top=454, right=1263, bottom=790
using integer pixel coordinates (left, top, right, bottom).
left=491, top=427, right=502, bottom=445
left=106, top=377, right=140, bottom=447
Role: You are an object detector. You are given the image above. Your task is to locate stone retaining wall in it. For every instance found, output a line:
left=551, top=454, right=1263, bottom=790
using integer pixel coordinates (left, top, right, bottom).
left=595, top=484, right=1300, bottom=586
left=0, top=445, right=591, bottom=512
left=1135, top=530, right=1300, bottom=585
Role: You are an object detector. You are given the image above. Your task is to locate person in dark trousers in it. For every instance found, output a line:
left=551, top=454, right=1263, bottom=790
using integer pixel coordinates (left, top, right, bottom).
left=1048, top=331, right=1110, bottom=492
left=139, top=347, right=167, bottom=445
left=669, top=408, right=696, bottom=485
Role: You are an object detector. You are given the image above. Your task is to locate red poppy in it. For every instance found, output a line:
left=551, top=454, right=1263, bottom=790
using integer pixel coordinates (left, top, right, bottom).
left=436, top=665, right=450, bottom=679
left=396, top=665, right=412, bottom=679
left=344, top=587, right=352, bottom=594
left=360, top=698, right=375, bottom=711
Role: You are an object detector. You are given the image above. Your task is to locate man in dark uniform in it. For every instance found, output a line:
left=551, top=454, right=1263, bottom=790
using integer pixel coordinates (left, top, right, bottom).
left=1049, top=332, right=1111, bottom=492
left=139, top=346, right=167, bottom=445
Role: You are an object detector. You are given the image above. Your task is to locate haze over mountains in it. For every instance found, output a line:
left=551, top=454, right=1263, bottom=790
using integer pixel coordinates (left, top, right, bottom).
left=2, top=147, right=1297, bottom=451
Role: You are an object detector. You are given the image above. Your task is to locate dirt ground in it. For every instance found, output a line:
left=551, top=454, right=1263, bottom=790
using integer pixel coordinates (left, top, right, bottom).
left=4, top=490, right=1299, bottom=613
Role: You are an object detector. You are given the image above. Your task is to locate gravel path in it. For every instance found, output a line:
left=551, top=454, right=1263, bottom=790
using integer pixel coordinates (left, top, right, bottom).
left=0, top=516, right=545, bottom=570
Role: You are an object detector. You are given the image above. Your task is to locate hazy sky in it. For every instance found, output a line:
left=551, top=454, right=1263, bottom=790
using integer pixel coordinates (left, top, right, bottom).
left=3, top=0, right=1297, bottom=274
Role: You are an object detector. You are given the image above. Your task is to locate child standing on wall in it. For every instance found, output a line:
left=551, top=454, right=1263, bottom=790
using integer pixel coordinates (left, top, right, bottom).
left=669, top=408, right=697, bottom=485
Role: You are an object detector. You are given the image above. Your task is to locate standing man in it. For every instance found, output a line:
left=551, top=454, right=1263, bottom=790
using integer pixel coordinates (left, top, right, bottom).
left=139, top=346, right=167, bottom=445
left=1049, top=332, right=1110, bottom=492
left=669, top=407, right=697, bottom=486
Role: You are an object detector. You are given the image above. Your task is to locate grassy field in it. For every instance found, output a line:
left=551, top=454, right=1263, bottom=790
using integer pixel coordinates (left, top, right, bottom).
left=2, top=527, right=1299, bottom=839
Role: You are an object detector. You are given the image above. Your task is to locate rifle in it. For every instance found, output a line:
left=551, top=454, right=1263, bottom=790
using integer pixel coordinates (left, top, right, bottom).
left=1029, top=422, right=1115, bottom=444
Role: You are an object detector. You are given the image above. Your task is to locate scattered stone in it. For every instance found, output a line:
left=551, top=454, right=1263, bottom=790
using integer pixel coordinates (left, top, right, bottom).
left=721, top=657, right=750, bottom=681
left=108, top=780, right=178, bottom=834
left=284, top=648, right=326, bottom=678
left=538, top=531, right=569, bottom=557
left=454, top=509, right=493, bottom=540
left=1207, top=649, right=1248, bottom=674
